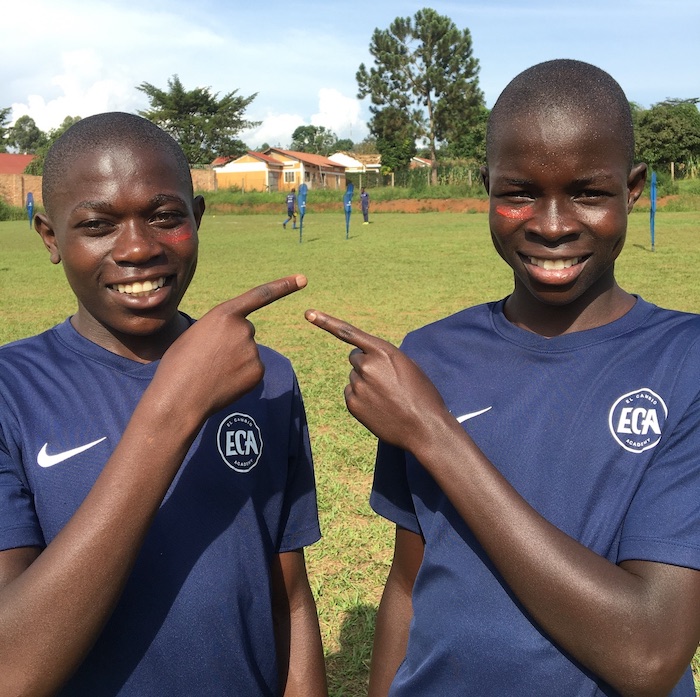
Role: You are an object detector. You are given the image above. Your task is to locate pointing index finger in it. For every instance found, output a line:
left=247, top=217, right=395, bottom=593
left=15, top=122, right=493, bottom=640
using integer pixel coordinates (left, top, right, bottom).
left=305, top=309, right=385, bottom=352
left=230, top=275, right=307, bottom=317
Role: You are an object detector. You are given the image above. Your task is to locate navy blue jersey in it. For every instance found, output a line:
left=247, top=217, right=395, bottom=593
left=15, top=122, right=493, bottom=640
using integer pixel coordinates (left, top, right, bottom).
left=371, top=297, right=700, bottom=696
left=286, top=193, right=296, bottom=213
left=0, top=317, right=320, bottom=696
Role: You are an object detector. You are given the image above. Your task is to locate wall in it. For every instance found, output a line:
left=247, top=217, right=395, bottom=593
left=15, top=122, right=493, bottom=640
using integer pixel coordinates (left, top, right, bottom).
left=0, top=174, right=43, bottom=208
left=0, top=170, right=215, bottom=207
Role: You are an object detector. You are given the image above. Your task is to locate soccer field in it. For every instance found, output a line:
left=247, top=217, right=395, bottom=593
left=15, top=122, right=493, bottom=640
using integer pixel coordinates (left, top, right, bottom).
left=1, top=210, right=699, bottom=694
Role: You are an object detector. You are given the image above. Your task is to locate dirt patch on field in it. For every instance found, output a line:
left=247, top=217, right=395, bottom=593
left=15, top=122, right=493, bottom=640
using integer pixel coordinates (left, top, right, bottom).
left=208, top=196, right=672, bottom=216
left=208, top=198, right=489, bottom=215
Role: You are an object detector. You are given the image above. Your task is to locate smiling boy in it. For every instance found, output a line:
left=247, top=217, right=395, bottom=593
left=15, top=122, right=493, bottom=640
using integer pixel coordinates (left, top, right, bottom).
left=306, top=60, right=700, bottom=695
left=0, top=113, right=326, bottom=696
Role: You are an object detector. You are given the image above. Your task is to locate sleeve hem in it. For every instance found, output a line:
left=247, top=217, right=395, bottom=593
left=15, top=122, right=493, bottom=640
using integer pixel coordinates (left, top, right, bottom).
left=370, top=491, right=421, bottom=536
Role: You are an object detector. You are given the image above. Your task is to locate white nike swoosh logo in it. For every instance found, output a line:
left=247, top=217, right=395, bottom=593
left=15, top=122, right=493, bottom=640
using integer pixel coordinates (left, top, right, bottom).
left=37, top=437, right=107, bottom=468
left=456, top=407, right=492, bottom=423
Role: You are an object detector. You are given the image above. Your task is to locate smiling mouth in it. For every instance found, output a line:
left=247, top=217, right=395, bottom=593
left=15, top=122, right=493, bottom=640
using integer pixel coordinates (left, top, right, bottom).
left=111, top=276, right=167, bottom=297
left=527, top=256, right=582, bottom=270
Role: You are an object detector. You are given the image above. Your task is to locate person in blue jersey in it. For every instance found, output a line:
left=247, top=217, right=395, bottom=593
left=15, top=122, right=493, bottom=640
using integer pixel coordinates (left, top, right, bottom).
left=360, top=187, right=370, bottom=224
left=0, top=113, right=327, bottom=697
left=283, top=188, right=297, bottom=229
left=305, top=60, right=700, bottom=696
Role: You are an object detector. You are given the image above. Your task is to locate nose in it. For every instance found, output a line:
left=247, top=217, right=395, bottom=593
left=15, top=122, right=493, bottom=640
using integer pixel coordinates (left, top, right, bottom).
left=526, top=197, right=579, bottom=243
left=111, top=220, right=164, bottom=265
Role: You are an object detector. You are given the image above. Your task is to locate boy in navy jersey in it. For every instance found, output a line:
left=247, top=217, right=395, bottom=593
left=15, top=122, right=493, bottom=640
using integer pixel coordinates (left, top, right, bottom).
left=306, top=60, right=700, bottom=695
left=283, top=188, right=297, bottom=229
left=0, top=113, right=326, bottom=696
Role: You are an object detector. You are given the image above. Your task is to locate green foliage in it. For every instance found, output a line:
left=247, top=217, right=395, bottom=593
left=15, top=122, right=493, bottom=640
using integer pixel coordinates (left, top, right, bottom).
left=357, top=7, right=484, bottom=169
left=0, top=199, right=27, bottom=221
left=137, top=75, right=259, bottom=165
left=24, top=116, right=81, bottom=175
left=371, top=107, right=416, bottom=172
left=440, top=104, right=489, bottom=162
left=635, top=99, right=700, bottom=169
left=289, top=125, right=342, bottom=155
left=0, top=107, right=11, bottom=153
left=6, top=115, right=47, bottom=154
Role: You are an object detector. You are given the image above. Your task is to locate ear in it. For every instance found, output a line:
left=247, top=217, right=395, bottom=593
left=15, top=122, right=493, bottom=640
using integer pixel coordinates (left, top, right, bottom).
left=626, top=163, right=647, bottom=213
left=34, top=214, right=62, bottom=265
left=480, top=166, right=490, bottom=194
left=193, top=195, right=206, bottom=230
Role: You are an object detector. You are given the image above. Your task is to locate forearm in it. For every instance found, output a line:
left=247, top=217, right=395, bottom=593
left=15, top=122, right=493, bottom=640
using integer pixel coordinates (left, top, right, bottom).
left=0, top=386, right=203, bottom=696
left=368, top=581, right=413, bottom=697
left=411, top=412, right=694, bottom=694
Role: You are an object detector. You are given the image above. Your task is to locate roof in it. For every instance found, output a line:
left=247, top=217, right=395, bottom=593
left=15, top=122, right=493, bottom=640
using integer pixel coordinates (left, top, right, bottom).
left=244, top=151, right=284, bottom=166
left=265, top=148, right=344, bottom=169
left=354, top=153, right=381, bottom=166
left=211, top=156, right=233, bottom=167
left=0, top=153, right=36, bottom=174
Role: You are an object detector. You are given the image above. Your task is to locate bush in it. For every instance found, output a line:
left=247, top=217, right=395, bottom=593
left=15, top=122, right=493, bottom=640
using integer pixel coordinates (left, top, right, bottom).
left=0, top=199, right=27, bottom=221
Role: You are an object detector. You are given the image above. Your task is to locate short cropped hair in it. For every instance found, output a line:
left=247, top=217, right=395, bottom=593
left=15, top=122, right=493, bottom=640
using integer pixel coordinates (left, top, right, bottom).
left=486, top=59, right=635, bottom=169
left=43, top=112, right=193, bottom=216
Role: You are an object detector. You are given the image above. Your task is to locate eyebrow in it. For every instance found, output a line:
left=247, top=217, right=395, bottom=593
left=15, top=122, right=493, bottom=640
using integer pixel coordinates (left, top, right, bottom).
left=71, top=194, right=189, bottom=215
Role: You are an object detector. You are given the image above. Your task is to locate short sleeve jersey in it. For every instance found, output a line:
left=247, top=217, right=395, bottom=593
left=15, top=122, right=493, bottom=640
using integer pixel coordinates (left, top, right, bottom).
left=371, top=297, right=700, bottom=697
left=0, top=317, right=321, bottom=697
left=286, top=193, right=296, bottom=212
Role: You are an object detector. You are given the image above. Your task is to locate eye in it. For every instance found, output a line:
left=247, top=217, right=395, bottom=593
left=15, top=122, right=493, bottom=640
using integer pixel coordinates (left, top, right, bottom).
left=77, top=219, right=115, bottom=235
left=151, top=210, right=186, bottom=227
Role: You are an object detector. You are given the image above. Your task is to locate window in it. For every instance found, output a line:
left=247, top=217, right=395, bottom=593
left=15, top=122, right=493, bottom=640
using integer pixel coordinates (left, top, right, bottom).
left=284, top=171, right=295, bottom=183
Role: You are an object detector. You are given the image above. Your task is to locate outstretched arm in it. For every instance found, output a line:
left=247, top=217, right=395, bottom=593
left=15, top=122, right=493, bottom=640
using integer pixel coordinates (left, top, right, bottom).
left=0, top=276, right=307, bottom=697
left=305, top=309, right=700, bottom=697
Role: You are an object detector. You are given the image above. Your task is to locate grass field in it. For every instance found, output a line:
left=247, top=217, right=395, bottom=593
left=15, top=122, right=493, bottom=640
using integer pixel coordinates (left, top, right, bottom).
left=1, top=210, right=699, bottom=694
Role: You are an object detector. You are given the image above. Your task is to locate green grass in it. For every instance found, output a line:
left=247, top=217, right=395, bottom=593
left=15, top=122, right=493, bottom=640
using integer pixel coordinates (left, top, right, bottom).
left=1, top=210, right=700, bottom=695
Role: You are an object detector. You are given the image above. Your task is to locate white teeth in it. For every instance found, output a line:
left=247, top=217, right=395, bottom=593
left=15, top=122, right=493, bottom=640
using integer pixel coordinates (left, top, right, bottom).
left=114, top=277, right=166, bottom=296
left=529, top=257, right=581, bottom=270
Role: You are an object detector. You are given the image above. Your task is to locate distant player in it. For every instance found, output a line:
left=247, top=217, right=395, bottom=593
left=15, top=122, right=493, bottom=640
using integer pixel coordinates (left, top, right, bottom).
left=360, top=187, right=370, bottom=224
left=307, top=60, right=700, bottom=696
left=283, top=188, right=297, bottom=229
left=0, top=113, right=327, bottom=696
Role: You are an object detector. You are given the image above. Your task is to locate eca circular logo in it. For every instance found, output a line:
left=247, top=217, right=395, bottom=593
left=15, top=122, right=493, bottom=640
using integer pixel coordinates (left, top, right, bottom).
left=608, top=388, right=667, bottom=453
left=216, top=412, right=263, bottom=472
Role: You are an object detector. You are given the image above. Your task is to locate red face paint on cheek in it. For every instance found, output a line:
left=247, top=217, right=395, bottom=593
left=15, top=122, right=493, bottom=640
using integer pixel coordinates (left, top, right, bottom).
left=161, top=230, right=192, bottom=244
left=495, top=205, right=533, bottom=221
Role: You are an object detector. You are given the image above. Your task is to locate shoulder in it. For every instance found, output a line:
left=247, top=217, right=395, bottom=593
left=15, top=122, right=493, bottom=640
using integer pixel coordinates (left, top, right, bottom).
left=401, top=302, right=496, bottom=354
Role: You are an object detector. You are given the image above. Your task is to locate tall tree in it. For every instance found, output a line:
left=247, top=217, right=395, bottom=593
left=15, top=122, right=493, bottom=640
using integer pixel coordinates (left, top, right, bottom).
left=0, top=107, right=11, bottom=153
left=357, top=8, right=483, bottom=181
left=289, top=125, right=339, bottom=155
left=24, top=116, right=82, bottom=175
left=634, top=98, right=700, bottom=173
left=371, top=106, right=416, bottom=173
left=137, top=75, right=258, bottom=165
left=7, top=115, right=47, bottom=154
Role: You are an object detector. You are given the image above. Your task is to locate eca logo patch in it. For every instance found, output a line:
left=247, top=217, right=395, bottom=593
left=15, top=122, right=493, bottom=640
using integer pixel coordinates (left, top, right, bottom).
left=609, top=388, right=667, bottom=453
left=216, top=412, right=263, bottom=472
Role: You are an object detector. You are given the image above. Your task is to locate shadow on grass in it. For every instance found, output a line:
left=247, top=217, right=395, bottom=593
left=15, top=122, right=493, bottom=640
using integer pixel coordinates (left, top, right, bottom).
left=326, top=603, right=377, bottom=697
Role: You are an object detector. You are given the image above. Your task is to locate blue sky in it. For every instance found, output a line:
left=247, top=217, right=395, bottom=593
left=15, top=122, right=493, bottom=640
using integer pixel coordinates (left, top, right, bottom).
left=2, top=0, right=698, bottom=148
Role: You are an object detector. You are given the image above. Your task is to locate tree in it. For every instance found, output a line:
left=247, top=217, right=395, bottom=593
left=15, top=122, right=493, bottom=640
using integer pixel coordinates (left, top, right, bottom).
left=137, top=75, right=258, bottom=165
left=357, top=7, right=483, bottom=181
left=333, top=138, right=354, bottom=153
left=440, top=104, right=489, bottom=162
left=634, top=98, right=700, bottom=174
left=289, top=125, right=339, bottom=155
left=7, top=115, right=47, bottom=154
left=25, top=116, right=82, bottom=175
left=0, top=107, right=10, bottom=153
left=371, top=106, right=416, bottom=172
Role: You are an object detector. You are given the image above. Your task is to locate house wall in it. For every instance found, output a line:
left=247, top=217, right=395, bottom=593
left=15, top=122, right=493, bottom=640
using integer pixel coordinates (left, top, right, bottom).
left=217, top=170, right=268, bottom=192
left=1, top=170, right=215, bottom=207
left=0, top=174, right=43, bottom=208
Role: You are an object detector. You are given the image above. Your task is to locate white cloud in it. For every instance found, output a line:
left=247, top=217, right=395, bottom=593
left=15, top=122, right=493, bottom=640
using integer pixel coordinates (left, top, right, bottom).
left=311, top=88, right=367, bottom=142
left=11, top=50, right=141, bottom=130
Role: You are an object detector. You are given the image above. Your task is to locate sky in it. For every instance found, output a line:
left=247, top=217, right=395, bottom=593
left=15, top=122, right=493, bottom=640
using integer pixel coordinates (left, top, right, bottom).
left=2, top=0, right=699, bottom=150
